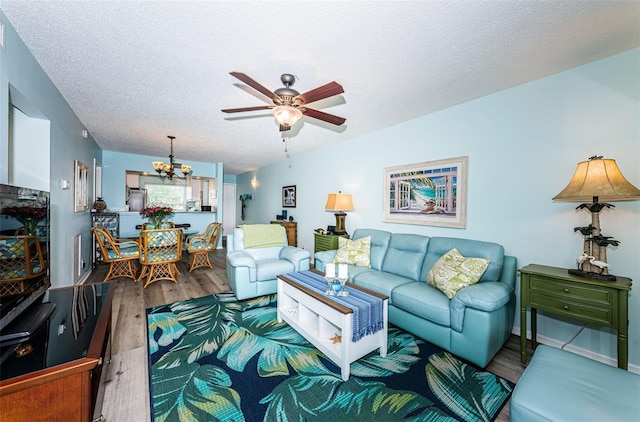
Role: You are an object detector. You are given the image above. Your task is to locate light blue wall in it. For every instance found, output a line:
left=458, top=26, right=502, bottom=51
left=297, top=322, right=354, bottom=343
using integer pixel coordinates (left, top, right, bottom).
left=237, top=49, right=640, bottom=367
left=101, top=150, right=223, bottom=234
left=1, top=12, right=102, bottom=287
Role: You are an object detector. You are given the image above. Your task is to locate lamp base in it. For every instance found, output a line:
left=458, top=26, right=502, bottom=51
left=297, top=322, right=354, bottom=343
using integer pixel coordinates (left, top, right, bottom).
left=568, top=268, right=617, bottom=282
left=334, top=212, right=347, bottom=236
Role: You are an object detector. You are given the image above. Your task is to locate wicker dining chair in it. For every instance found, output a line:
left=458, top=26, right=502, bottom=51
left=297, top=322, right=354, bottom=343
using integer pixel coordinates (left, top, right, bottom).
left=0, top=235, right=47, bottom=297
left=140, top=221, right=175, bottom=230
left=186, top=222, right=221, bottom=272
left=92, top=227, right=140, bottom=282
left=137, top=227, right=183, bottom=288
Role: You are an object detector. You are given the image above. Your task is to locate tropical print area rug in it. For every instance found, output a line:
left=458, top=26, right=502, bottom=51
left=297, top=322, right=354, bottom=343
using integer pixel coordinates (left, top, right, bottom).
left=147, top=293, right=513, bottom=422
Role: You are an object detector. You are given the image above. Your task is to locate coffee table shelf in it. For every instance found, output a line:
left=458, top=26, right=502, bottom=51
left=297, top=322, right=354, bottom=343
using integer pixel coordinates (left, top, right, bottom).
left=277, top=273, right=388, bottom=380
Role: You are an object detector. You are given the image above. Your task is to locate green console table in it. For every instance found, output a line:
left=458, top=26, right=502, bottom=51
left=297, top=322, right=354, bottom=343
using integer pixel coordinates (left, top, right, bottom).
left=313, top=233, right=349, bottom=254
left=519, top=264, right=632, bottom=369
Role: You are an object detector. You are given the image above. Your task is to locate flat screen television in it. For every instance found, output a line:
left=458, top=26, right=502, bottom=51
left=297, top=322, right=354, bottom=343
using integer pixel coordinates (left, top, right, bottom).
left=0, top=184, right=50, bottom=329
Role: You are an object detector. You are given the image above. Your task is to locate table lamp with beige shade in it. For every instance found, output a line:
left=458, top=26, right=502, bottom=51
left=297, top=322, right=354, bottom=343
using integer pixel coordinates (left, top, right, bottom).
left=325, top=192, right=354, bottom=235
left=553, top=156, right=640, bottom=281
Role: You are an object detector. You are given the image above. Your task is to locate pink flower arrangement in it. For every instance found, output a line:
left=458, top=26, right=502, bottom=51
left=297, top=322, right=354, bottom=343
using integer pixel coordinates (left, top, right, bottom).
left=2, top=205, right=47, bottom=220
left=2, top=204, right=47, bottom=235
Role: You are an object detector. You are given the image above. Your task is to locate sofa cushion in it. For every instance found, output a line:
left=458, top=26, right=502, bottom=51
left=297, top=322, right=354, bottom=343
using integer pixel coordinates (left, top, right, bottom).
left=427, top=248, right=490, bottom=299
left=334, top=236, right=371, bottom=267
left=351, top=229, right=391, bottom=271
left=256, top=259, right=294, bottom=281
left=351, top=270, right=414, bottom=301
left=391, top=282, right=451, bottom=327
left=421, top=237, right=504, bottom=283
left=510, top=345, right=640, bottom=422
left=381, top=234, right=429, bottom=281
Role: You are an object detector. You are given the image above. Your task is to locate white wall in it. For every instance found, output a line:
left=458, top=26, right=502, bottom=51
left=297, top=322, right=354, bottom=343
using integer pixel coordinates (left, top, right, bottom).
left=9, top=106, right=49, bottom=190
left=236, top=49, right=640, bottom=366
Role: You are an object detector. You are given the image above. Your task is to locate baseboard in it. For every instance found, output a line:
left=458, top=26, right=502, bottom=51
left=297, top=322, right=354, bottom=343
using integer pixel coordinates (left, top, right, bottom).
left=76, top=270, right=92, bottom=285
left=511, top=326, right=640, bottom=375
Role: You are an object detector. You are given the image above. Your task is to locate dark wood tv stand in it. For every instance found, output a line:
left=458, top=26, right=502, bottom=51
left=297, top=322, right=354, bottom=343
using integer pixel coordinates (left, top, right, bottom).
left=0, top=282, right=114, bottom=421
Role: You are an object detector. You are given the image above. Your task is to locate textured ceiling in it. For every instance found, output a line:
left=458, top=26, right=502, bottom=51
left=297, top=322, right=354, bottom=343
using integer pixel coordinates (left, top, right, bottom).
left=1, top=1, right=638, bottom=174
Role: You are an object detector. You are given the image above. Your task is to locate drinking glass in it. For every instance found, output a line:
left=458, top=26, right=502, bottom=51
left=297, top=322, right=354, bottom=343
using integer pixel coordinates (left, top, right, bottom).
left=324, top=276, right=335, bottom=295
left=337, top=276, right=349, bottom=297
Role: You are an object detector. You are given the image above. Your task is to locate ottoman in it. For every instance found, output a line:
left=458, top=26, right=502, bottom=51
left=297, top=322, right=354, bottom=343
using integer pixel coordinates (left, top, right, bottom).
left=510, top=345, right=640, bottom=421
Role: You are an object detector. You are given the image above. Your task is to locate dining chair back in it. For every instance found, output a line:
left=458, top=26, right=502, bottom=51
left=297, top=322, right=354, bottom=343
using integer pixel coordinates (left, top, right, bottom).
left=92, top=226, right=140, bottom=282
left=138, top=227, right=183, bottom=288
left=0, top=235, right=47, bottom=297
left=186, top=222, right=222, bottom=272
left=140, top=221, right=176, bottom=230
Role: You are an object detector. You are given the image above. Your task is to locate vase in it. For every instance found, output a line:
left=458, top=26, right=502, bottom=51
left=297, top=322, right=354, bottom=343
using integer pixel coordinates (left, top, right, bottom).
left=93, top=197, right=107, bottom=212
left=151, top=215, right=165, bottom=229
left=18, top=218, right=41, bottom=236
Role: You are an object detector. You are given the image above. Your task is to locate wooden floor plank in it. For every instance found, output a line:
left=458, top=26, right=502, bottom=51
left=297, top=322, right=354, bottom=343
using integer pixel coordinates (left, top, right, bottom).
left=91, top=248, right=525, bottom=422
left=98, top=346, right=150, bottom=422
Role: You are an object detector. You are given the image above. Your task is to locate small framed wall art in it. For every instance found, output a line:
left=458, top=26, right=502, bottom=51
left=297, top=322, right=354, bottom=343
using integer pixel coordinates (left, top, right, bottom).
left=74, top=160, right=89, bottom=212
left=282, top=185, right=296, bottom=208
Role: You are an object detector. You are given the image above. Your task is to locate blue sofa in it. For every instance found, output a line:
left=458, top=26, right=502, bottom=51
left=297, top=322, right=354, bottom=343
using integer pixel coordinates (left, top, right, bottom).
left=314, top=228, right=517, bottom=368
left=226, top=225, right=311, bottom=300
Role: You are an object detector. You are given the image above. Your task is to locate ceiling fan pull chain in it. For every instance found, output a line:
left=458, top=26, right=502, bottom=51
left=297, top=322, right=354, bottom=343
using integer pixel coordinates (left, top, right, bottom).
left=282, top=137, right=288, bottom=153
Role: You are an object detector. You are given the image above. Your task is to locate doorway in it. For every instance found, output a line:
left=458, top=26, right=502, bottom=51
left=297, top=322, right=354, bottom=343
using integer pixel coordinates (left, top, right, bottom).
left=223, top=183, right=236, bottom=247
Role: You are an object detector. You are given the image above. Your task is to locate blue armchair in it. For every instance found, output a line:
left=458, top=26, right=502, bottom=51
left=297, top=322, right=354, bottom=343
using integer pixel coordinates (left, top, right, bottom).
left=226, top=224, right=310, bottom=300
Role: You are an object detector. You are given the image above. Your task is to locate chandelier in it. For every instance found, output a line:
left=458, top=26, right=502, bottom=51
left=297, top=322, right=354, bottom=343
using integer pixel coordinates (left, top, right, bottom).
left=152, top=136, right=192, bottom=180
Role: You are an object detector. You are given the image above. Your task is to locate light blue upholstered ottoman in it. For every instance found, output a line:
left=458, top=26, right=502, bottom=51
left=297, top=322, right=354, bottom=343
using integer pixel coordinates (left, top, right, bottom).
left=510, top=345, right=640, bottom=421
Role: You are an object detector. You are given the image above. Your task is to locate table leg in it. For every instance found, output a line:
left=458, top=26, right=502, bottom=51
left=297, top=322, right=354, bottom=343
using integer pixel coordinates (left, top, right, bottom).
left=531, top=308, right=538, bottom=350
left=520, top=305, right=527, bottom=364
left=618, top=290, right=629, bottom=370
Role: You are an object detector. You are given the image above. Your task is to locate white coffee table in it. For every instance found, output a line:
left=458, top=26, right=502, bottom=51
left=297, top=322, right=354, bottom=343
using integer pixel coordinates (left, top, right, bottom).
left=277, top=271, right=388, bottom=381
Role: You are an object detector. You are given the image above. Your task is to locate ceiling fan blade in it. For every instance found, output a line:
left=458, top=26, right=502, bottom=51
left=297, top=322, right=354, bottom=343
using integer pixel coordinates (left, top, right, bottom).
left=229, top=72, right=282, bottom=102
left=301, top=107, right=346, bottom=126
left=296, top=81, right=344, bottom=104
left=221, top=105, right=274, bottom=113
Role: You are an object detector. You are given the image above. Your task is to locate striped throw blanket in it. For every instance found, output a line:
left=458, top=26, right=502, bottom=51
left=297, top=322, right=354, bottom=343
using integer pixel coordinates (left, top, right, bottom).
left=284, top=271, right=385, bottom=342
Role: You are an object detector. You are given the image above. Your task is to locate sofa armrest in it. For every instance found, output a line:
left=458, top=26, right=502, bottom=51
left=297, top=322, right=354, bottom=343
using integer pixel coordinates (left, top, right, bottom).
left=499, top=255, right=517, bottom=289
left=450, top=282, right=514, bottom=332
left=280, top=246, right=311, bottom=266
left=226, top=250, right=256, bottom=269
left=313, top=250, right=337, bottom=272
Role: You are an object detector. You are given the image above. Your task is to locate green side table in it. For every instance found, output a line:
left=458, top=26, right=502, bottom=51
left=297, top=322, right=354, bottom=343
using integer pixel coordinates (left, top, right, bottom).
left=313, top=233, right=349, bottom=254
left=519, top=264, right=632, bottom=369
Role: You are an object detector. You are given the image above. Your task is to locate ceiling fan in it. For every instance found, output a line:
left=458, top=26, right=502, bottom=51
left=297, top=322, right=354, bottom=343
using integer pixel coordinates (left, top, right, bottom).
left=222, top=72, right=346, bottom=132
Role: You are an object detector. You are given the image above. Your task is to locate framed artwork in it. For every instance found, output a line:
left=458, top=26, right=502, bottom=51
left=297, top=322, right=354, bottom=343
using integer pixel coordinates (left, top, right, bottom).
left=383, top=156, right=468, bottom=228
left=74, top=160, right=89, bottom=212
left=282, top=185, right=296, bottom=208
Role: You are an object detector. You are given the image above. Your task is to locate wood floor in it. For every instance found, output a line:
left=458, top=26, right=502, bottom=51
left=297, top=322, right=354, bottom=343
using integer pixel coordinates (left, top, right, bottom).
left=91, top=248, right=531, bottom=421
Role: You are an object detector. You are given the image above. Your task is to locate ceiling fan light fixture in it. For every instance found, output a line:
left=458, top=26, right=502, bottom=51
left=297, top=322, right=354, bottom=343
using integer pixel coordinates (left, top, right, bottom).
left=272, top=105, right=303, bottom=127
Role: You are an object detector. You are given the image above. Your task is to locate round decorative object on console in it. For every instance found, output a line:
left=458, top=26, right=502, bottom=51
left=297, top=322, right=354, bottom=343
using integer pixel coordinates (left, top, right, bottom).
left=93, top=197, right=107, bottom=212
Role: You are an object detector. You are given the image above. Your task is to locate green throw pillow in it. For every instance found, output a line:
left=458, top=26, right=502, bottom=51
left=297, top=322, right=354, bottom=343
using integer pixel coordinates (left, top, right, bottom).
left=334, top=236, right=371, bottom=268
left=427, top=248, right=489, bottom=299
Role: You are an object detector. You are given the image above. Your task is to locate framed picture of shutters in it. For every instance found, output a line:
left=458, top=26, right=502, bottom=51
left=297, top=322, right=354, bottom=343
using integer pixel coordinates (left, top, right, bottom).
left=74, top=160, right=89, bottom=212
left=383, top=156, right=468, bottom=228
